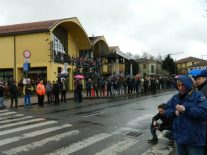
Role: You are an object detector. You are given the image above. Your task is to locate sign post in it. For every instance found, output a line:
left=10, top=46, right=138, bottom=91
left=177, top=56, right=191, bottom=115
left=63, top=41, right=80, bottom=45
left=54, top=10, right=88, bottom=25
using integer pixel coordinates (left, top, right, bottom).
left=23, top=50, right=31, bottom=80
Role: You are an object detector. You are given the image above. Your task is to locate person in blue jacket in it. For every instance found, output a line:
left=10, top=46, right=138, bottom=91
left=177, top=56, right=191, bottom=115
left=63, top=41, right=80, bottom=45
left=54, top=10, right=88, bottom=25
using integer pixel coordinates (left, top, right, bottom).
left=164, top=75, right=207, bottom=155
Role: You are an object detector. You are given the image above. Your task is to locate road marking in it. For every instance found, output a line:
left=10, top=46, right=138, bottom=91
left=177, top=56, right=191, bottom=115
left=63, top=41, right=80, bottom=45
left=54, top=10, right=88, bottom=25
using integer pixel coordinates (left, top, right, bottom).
left=141, top=134, right=173, bottom=155
left=0, top=120, right=57, bottom=136
left=0, top=109, right=9, bottom=113
left=83, top=111, right=105, bottom=117
left=46, top=133, right=111, bottom=155
left=0, top=116, right=33, bottom=124
left=141, top=143, right=173, bottom=155
left=0, top=114, right=24, bottom=121
left=0, top=123, right=72, bottom=146
left=2, top=130, right=79, bottom=155
left=0, top=111, right=17, bottom=116
left=95, top=137, right=139, bottom=155
left=0, top=118, right=45, bottom=129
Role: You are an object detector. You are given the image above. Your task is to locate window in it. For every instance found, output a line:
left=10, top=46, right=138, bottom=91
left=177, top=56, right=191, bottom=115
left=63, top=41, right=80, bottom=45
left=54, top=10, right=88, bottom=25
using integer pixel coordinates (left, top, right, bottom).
left=53, top=26, right=68, bottom=54
left=143, top=64, right=146, bottom=69
left=151, top=65, right=154, bottom=73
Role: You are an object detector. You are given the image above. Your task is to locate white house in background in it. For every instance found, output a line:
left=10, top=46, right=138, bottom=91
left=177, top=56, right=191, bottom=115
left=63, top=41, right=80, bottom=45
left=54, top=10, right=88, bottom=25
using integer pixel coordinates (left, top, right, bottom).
left=138, top=58, right=161, bottom=77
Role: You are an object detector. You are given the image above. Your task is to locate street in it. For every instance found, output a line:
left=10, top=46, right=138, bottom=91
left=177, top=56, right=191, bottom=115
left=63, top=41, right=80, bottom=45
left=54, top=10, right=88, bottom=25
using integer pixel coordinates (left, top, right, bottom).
left=0, top=91, right=176, bottom=155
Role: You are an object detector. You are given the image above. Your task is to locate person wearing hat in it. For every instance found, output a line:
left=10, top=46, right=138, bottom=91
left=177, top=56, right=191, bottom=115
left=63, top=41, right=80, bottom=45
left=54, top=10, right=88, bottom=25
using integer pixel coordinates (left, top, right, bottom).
left=194, top=69, right=207, bottom=154
left=164, top=75, right=207, bottom=155
left=195, top=69, right=207, bottom=97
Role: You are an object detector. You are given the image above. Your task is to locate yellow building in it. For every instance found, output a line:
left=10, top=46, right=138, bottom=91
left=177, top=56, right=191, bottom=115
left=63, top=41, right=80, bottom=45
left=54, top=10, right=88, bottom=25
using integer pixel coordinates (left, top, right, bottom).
left=0, top=18, right=91, bottom=90
left=176, top=56, right=205, bottom=74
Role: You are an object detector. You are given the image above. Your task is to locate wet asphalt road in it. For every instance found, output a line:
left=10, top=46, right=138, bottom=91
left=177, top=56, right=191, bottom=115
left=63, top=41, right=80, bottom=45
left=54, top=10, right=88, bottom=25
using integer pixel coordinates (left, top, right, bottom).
left=0, top=91, right=177, bottom=155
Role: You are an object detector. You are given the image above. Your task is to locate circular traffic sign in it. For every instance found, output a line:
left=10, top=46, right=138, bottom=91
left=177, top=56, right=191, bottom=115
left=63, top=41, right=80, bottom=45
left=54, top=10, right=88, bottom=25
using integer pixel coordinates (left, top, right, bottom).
left=23, top=50, right=31, bottom=58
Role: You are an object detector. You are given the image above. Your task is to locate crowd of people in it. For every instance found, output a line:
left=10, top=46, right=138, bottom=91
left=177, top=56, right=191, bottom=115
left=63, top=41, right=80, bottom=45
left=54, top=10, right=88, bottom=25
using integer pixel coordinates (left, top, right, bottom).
left=0, top=78, right=68, bottom=108
left=1, top=69, right=207, bottom=155
left=0, top=74, right=176, bottom=109
left=84, top=75, right=176, bottom=98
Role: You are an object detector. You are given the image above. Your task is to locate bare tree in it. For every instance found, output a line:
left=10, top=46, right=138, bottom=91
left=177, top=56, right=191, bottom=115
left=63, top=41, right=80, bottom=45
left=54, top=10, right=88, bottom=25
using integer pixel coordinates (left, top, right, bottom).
left=155, top=53, right=163, bottom=62
left=141, top=51, right=152, bottom=59
left=134, top=54, right=140, bottom=60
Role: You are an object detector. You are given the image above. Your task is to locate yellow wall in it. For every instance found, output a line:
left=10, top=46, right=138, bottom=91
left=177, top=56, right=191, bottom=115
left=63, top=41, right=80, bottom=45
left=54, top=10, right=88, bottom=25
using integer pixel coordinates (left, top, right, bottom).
left=0, top=36, right=15, bottom=68
left=16, top=33, right=50, bottom=67
left=68, top=32, right=79, bottom=57
left=0, top=33, right=51, bottom=82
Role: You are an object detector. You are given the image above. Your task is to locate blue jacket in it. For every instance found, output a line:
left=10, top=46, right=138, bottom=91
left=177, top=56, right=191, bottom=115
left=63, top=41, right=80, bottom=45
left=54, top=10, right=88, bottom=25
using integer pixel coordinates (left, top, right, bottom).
left=164, top=75, right=207, bottom=146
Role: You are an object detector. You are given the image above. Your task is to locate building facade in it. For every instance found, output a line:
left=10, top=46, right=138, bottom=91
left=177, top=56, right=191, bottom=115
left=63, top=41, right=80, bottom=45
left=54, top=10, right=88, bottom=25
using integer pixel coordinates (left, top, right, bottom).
left=176, top=56, right=206, bottom=74
left=138, top=58, right=161, bottom=77
left=0, top=18, right=91, bottom=90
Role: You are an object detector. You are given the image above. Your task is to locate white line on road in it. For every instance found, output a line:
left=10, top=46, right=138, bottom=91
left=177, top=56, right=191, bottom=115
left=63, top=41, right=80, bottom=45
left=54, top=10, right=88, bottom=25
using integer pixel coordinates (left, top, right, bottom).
left=141, top=134, right=173, bottom=155
left=0, top=118, right=45, bottom=129
left=0, top=109, right=9, bottom=113
left=141, top=143, right=173, bottom=155
left=83, top=111, right=105, bottom=117
left=95, top=137, right=139, bottom=155
left=0, top=123, right=72, bottom=146
left=0, top=114, right=25, bottom=121
left=2, top=130, right=79, bottom=155
left=0, top=111, right=17, bottom=116
left=45, top=133, right=111, bottom=155
left=0, top=116, right=33, bottom=124
left=0, top=120, right=57, bottom=136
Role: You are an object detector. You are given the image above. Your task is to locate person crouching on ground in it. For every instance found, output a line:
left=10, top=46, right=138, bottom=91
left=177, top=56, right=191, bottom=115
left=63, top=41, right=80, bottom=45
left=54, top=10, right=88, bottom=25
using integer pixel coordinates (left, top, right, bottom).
left=148, top=103, right=173, bottom=144
left=164, top=75, right=207, bottom=155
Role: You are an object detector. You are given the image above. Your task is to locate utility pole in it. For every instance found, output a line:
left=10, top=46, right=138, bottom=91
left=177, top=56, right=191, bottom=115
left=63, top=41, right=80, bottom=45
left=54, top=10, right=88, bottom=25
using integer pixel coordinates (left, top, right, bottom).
left=163, top=52, right=184, bottom=57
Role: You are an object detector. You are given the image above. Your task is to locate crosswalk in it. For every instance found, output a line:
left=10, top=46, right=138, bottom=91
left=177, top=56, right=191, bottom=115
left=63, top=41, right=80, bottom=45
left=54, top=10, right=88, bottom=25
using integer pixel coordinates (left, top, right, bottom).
left=0, top=109, right=173, bottom=155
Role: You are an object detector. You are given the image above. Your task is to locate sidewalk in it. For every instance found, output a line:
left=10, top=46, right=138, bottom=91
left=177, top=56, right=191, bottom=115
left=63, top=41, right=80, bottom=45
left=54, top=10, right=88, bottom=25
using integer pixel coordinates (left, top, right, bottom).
left=3, top=89, right=174, bottom=108
left=3, top=91, right=113, bottom=108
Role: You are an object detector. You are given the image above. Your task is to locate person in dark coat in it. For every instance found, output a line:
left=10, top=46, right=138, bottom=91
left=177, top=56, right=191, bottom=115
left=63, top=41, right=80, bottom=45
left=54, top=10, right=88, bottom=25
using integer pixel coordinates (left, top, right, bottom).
left=76, top=80, right=83, bottom=102
left=0, top=81, right=6, bottom=108
left=9, top=81, right=18, bottom=108
left=52, top=81, right=60, bottom=104
left=148, top=103, right=173, bottom=144
left=60, top=79, right=67, bottom=102
left=195, top=69, right=207, bottom=97
left=86, top=79, right=92, bottom=97
left=164, top=75, right=207, bottom=155
left=194, top=69, right=207, bottom=154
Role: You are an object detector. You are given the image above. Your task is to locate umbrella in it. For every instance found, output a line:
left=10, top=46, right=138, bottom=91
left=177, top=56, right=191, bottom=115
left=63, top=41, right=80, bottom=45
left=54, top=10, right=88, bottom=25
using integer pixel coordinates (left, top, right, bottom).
left=188, top=69, right=202, bottom=77
left=126, top=74, right=135, bottom=79
left=74, top=74, right=84, bottom=79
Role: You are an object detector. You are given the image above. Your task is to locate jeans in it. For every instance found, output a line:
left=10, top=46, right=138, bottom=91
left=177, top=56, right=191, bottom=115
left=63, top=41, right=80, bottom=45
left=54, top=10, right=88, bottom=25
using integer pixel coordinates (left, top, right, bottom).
left=24, top=94, right=31, bottom=106
left=162, top=130, right=173, bottom=140
left=176, top=144, right=205, bottom=155
left=0, top=97, right=4, bottom=107
left=150, top=123, right=172, bottom=140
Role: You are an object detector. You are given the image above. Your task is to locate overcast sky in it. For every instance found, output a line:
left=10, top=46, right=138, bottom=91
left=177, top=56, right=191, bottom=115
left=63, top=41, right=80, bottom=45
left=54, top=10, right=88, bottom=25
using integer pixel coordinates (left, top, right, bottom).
left=1, top=0, right=207, bottom=60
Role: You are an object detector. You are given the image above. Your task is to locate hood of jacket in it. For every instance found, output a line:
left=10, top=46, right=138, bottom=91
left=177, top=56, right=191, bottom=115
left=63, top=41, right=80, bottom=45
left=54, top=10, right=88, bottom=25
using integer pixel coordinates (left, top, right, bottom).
left=177, top=75, right=193, bottom=92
